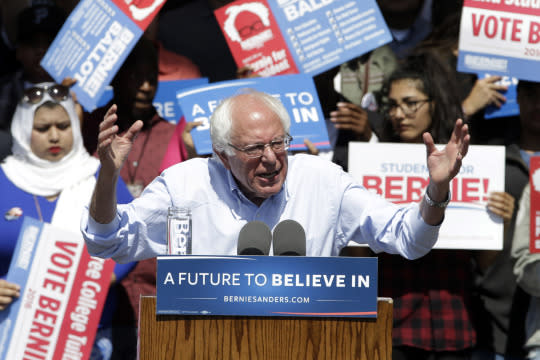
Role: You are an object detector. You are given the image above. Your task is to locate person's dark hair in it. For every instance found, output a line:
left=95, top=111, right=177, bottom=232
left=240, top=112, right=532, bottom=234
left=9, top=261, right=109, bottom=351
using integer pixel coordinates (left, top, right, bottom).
left=17, top=4, right=67, bottom=44
left=123, top=36, right=158, bottom=69
left=413, top=11, right=461, bottom=58
left=112, top=36, right=158, bottom=86
left=517, top=79, right=540, bottom=95
left=379, top=51, right=463, bottom=143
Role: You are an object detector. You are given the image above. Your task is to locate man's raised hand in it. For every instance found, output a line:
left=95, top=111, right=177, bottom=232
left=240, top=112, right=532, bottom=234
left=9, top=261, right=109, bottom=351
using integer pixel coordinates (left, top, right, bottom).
left=97, top=104, right=143, bottom=173
left=423, top=119, right=470, bottom=199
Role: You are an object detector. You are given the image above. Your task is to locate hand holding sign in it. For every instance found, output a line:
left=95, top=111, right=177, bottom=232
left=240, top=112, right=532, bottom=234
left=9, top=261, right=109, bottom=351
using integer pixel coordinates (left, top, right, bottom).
left=183, top=120, right=204, bottom=159
left=462, top=75, right=508, bottom=116
left=330, top=102, right=372, bottom=141
left=487, top=191, right=515, bottom=225
left=0, top=280, right=20, bottom=311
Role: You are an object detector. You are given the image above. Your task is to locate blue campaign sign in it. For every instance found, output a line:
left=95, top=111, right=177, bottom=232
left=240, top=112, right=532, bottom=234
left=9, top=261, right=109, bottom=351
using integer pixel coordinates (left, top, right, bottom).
left=176, top=74, right=330, bottom=155
left=153, top=78, right=209, bottom=124
left=40, top=0, right=144, bottom=112
left=96, top=86, right=114, bottom=108
left=0, top=218, right=43, bottom=339
left=267, top=0, right=392, bottom=76
left=479, top=73, right=519, bottom=120
left=156, top=255, right=378, bottom=318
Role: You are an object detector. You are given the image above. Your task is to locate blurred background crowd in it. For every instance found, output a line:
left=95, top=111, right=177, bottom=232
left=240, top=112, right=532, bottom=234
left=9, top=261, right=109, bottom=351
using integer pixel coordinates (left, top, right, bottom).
left=1, top=0, right=540, bottom=359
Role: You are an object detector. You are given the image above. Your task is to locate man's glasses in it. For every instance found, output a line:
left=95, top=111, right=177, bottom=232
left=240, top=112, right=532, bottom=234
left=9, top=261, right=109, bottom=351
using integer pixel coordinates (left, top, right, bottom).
left=22, top=84, right=70, bottom=104
left=228, top=134, right=293, bottom=158
left=382, top=98, right=430, bottom=116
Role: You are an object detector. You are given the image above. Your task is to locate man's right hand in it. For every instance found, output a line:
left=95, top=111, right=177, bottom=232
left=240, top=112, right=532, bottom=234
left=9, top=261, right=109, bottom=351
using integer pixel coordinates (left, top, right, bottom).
left=97, top=104, right=143, bottom=174
left=90, top=105, right=143, bottom=224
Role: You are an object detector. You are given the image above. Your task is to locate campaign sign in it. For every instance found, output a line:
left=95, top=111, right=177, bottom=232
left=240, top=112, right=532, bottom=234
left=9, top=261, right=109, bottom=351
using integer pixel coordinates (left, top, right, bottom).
left=153, top=78, right=209, bottom=124
left=41, top=0, right=167, bottom=112
left=0, top=217, right=115, bottom=360
left=481, top=73, right=519, bottom=119
left=457, top=0, right=540, bottom=82
left=214, top=0, right=300, bottom=77
left=176, top=74, right=330, bottom=155
left=348, top=143, right=505, bottom=250
left=530, top=156, right=540, bottom=253
left=215, top=0, right=391, bottom=77
left=156, top=255, right=377, bottom=317
left=96, top=85, right=114, bottom=108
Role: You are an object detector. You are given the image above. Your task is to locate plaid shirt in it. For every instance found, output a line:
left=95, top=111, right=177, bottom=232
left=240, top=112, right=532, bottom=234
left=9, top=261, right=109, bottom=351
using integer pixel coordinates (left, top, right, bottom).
left=378, top=250, right=476, bottom=351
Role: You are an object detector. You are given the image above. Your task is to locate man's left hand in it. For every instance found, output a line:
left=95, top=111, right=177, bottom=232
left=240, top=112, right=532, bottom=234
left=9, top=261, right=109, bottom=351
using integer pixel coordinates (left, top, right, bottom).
left=423, top=118, right=470, bottom=200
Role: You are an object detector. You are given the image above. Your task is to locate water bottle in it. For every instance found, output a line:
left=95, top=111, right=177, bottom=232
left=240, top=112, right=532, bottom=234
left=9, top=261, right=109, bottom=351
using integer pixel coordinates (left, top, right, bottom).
left=167, top=206, right=192, bottom=255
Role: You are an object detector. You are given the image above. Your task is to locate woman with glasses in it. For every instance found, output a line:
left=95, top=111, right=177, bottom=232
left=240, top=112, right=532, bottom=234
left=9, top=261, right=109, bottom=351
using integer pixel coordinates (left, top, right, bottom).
left=0, top=83, right=135, bottom=360
left=375, top=53, right=515, bottom=360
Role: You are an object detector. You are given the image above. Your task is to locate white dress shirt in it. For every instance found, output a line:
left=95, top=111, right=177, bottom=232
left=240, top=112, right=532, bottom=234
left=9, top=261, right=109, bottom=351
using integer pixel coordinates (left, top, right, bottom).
left=81, top=154, right=439, bottom=263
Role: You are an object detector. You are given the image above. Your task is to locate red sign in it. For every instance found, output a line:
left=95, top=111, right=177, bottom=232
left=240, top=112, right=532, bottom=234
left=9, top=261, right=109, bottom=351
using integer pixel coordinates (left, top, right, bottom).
left=530, top=156, right=540, bottom=253
left=112, top=0, right=167, bottom=30
left=214, top=0, right=299, bottom=77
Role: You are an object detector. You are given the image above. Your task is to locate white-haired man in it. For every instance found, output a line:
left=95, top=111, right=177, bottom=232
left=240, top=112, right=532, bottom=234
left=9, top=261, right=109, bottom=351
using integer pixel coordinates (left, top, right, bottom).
left=82, top=90, right=469, bottom=263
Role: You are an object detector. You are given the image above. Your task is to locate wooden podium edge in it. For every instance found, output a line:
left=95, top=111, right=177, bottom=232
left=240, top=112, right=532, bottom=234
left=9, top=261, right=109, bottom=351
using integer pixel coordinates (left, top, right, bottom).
left=139, top=296, right=392, bottom=360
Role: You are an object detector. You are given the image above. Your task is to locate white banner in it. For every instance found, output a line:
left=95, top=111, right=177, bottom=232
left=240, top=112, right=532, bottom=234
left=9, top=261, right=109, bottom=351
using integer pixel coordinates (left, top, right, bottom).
left=348, top=143, right=505, bottom=250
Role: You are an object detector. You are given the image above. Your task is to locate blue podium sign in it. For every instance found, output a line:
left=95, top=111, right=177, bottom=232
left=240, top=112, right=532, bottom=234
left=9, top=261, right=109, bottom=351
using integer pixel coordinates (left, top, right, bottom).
left=156, top=255, right=377, bottom=318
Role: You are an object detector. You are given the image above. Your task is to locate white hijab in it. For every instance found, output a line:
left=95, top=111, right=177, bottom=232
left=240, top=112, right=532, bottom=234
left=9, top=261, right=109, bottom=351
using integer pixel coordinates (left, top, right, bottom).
left=1, top=83, right=100, bottom=231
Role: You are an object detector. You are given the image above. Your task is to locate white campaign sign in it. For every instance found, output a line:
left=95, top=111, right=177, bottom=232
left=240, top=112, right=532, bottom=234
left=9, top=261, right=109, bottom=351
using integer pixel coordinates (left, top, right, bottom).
left=348, top=143, right=505, bottom=250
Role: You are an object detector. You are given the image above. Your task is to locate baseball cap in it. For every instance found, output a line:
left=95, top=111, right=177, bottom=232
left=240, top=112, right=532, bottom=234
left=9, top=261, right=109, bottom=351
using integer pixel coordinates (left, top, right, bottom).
left=17, top=4, right=67, bottom=44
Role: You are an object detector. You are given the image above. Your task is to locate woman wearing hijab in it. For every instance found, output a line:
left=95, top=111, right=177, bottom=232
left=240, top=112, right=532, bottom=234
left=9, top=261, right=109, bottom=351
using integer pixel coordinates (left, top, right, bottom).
left=0, top=83, right=135, bottom=360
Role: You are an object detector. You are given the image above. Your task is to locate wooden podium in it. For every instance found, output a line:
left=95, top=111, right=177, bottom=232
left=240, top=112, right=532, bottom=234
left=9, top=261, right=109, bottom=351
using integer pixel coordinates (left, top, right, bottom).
left=139, top=296, right=393, bottom=360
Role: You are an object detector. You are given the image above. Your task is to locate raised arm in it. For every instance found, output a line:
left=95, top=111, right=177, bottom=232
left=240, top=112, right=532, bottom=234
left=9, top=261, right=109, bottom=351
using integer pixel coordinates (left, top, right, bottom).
left=420, top=118, right=470, bottom=225
left=89, top=104, right=143, bottom=224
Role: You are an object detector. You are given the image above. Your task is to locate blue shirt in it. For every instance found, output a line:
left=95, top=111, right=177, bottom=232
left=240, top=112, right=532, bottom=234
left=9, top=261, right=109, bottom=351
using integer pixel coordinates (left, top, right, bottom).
left=82, top=154, right=440, bottom=262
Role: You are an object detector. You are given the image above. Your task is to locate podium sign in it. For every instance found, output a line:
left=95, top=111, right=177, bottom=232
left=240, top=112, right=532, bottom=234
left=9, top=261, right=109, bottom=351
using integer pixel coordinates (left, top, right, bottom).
left=156, top=255, right=377, bottom=318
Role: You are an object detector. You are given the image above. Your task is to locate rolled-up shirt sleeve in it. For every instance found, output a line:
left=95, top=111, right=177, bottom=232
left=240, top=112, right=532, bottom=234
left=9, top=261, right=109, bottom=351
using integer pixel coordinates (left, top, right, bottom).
left=338, top=173, right=440, bottom=260
left=81, top=175, right=171, bottom=263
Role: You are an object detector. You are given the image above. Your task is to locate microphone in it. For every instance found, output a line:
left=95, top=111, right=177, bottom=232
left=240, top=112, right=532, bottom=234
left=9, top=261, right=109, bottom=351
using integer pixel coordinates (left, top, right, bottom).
left=237, top=221, right=272, bottom=255
left=272, top=220, right=306, bottom=256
